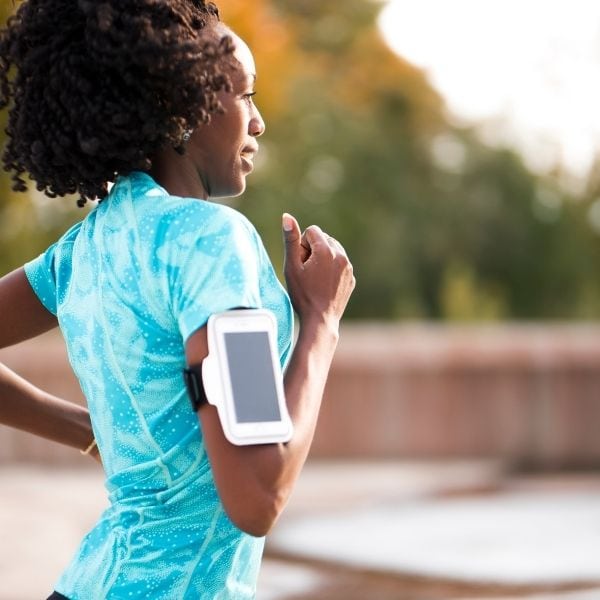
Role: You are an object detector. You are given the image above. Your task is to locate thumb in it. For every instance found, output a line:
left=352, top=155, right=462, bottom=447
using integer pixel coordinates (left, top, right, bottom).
left=282, top=212, right=302, bottom=257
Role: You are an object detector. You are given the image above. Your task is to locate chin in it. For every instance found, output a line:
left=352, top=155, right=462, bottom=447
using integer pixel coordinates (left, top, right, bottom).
left=212, top=180, right=247, bottom=200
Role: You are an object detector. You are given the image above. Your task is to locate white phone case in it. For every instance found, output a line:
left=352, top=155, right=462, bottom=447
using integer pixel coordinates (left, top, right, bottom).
left=202, top=309, right=293, bottom=446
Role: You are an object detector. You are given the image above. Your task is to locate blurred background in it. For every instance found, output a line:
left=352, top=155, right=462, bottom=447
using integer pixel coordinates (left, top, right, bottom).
left=1, top=0, right=600, bottom=598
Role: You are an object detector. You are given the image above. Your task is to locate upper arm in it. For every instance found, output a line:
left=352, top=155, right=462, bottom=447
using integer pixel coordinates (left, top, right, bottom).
left=184, top=327, right=239, bottom=510
left=185, top=325, right=281, bottom=536
left=0, top=267, right=58, bottom=349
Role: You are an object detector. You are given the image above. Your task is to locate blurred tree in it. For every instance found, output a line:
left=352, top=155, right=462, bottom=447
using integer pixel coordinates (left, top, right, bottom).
left=220, top=0, right=600, bottom=320
left=1, top=0, right=600, bottom=320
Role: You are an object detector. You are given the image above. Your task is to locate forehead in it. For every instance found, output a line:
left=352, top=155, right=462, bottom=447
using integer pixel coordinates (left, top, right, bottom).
left=231, top=34, right=256, bottom=78
left=220, top=28, right=256, bottom=87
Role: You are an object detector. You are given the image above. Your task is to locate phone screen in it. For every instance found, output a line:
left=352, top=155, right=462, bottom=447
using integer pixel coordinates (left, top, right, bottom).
left=224, top=331, right=282, bottom=423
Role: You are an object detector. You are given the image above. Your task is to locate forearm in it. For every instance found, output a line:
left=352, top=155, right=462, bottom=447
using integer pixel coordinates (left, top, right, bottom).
left=243, top=317, right=338, bottom=494
left=268, top=316, right=339, bottom=482
left=0, top=362, right=94, bottom=453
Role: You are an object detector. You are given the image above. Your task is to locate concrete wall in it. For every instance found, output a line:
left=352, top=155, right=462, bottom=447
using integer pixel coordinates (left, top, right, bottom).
left=315, top=324, right=600, bottom=469
left=2, top=324, right=600, bottom=468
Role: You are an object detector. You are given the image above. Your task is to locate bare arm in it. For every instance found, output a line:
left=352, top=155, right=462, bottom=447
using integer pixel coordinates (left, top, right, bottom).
left=0, top=267, right=57, bottom=347
left=186, top=214, right=355, bottom=536
left=0, top=267, right=98, bottom=458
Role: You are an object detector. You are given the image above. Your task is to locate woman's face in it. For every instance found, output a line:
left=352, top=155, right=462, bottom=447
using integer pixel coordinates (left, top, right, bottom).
left=188, top=31, right=265, bottom=199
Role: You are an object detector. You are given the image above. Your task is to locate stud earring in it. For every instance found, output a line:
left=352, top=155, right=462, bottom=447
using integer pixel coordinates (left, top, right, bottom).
left=182, top=129, right=193, bottom=143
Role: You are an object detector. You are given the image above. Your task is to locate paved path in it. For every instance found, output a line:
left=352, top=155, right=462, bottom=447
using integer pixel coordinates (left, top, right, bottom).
left=1, top=462, right=600, bottom=599
left=270, top=491, right=600, bottom=584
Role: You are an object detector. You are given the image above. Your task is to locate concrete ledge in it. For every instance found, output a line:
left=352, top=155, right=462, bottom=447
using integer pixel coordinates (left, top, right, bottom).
left=2, top=324, right=600, bottom=467
left=313, top=323, right=600, bottom=468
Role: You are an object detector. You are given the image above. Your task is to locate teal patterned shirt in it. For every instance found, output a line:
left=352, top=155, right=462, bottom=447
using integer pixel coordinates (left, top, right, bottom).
left=24, top=172, right=293, bottom=599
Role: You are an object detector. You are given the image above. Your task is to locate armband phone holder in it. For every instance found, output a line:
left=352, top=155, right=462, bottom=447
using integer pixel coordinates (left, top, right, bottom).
left=183, top=309, right=293, bottom=446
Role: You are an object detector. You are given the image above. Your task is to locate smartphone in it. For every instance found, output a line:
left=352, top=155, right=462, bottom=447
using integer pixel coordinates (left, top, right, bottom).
left=202, top=309, right=293, bottom=446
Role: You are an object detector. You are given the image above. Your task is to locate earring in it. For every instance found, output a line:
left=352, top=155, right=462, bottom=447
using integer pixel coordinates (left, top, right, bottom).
left=182, top=129, right=193, bottom=143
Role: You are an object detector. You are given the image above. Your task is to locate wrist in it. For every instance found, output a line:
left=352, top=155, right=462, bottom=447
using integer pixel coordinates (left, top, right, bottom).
left=297, top=312, right=340, bottom=345
left=298, top=311, right=340, bottom=339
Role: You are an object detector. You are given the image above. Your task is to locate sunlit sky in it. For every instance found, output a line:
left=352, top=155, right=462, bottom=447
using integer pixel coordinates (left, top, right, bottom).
left=378, top=0, right=600, bottom=185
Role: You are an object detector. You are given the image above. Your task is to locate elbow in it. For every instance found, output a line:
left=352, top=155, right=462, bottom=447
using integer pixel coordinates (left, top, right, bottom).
left=224, top=489, right=288, bottom=538
left=231, top=514, right=276, bottom=538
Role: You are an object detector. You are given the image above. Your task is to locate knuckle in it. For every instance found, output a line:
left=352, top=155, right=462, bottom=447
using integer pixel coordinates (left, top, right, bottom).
left=334, top=255, right=348, bottom=269
left=285, top=230, right=300, bottom=243
left=337, top=256, right=353, bottom=276
left=310, top=225, right=329, bottom=242
left=336, top=252, right=350, bottom=265
left=323, top=246, right=335, bottom=261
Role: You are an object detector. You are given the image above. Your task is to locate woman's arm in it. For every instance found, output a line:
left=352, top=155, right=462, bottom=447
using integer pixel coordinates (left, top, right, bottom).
left=0, top=268, right=98, bottom=458
left=0, top=362, right=97, bottom=455
left=186, top=214, right=355, bottom=536
left=0, top=267, right=57, bottom=348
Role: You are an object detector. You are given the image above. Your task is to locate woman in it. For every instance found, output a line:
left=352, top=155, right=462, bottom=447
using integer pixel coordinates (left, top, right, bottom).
left=0, top=1, right=355, bottom=599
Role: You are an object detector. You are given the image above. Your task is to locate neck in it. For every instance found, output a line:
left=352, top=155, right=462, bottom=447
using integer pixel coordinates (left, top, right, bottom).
left=149, top=147, right=209, bottom=200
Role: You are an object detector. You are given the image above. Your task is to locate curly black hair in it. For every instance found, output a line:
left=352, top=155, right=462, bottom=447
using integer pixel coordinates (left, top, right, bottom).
left=0, top=0, right=235, bottom=206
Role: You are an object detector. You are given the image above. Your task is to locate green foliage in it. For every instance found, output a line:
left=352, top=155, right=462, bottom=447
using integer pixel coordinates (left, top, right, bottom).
left=2, top=0, right=600, bottom=320
left=224, top=0, right=600, bottom=320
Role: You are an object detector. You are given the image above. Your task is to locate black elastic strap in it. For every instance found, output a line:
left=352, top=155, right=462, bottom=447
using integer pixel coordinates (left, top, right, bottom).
left=183, top=364, right=208, bottom=411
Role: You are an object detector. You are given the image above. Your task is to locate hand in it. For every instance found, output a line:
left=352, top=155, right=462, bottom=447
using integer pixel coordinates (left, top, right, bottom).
left=282, top=213, right=355, bottom=327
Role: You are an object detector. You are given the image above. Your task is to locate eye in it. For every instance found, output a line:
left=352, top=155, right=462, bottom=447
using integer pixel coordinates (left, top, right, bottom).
left=243, top=92, right=257, bottom=104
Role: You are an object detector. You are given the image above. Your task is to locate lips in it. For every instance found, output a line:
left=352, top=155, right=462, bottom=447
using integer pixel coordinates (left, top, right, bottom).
left=240, top=145, right=258, bottom=171
left=241, top=143, right=258, bottom=156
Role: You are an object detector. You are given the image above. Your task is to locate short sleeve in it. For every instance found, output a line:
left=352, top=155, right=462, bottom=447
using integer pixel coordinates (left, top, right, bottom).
left=23, top=243, right=59, bottom=316
left=22, top=221, right=82, bottom=317
left=172, top=207, right=263, bottom=342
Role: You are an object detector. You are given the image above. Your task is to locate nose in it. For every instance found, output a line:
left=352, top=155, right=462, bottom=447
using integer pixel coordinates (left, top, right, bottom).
left=249, top=104, right=265, bottom=138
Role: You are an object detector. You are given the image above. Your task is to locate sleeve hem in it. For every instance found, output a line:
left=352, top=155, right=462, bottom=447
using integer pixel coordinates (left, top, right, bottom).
left=179, top=296, right=258, bottom=343
left=23, top=259, right=58, bottom=316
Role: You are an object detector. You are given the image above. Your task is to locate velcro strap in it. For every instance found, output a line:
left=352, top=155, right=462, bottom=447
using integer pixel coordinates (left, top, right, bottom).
left=183, top=365, right=208, bottom=411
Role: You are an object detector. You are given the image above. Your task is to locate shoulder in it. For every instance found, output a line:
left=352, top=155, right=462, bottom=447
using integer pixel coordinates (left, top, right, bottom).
left=122, top=171, right=258, bottom=238
left=107, top=171, right=259, bottom=253
left=163, top=194, right=258, bottom=239
left=25, top=219, right=84, bottom=274
left=114, top=173, right=262, bottom=270
left=169, top=202, right=261, bottom=272
left=55, top=219, right=84, bottom=248
left=155, top=198, right=261, bottom=262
